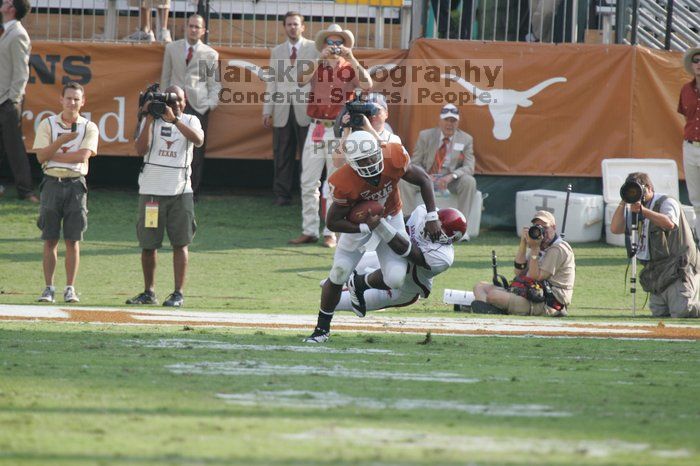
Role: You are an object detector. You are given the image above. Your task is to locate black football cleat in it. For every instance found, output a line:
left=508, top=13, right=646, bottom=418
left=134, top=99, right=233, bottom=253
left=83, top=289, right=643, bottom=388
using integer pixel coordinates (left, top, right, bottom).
left=347, top=271, right=369, bottom=317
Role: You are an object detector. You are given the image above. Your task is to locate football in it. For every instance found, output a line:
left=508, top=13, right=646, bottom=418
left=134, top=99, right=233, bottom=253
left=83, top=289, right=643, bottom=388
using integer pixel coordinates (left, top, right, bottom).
left=347, top=200, right=384, bottom=224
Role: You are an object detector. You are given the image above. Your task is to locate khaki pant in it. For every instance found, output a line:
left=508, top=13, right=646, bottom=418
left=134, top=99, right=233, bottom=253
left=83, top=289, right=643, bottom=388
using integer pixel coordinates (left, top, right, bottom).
left=682, top=141, right=700, bottom=239
left=399, top=174, right=476, bottom=219
left=299, top=122, right=338, bottom=238
left=649, top=273, right=700, bottom=318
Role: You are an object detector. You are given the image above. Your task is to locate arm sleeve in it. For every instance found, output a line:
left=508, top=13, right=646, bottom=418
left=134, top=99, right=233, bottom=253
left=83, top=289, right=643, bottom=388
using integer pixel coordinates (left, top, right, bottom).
left=79, top=122, right=100, bottom=155
left=262, top=51, right=277, bottom=116
left=412, top=131, right=429, bottom=169
left=328, top=178, right=352, bottom=207
left=423, top=247, right=454, bottom=275
left=9, top=34, right=30, bottom=102
left=206, top=50, right=222, bottom=111
left=32, top=119, right=52, bottom=151
left=160, top=46, right=172, bottom=89
left=453, top=134, right=475, bottom=177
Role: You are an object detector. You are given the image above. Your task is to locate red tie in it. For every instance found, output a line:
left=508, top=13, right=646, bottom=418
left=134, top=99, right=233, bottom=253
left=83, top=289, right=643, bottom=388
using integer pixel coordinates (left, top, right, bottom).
left=186, top=46, right=193, bottom=66
left=290, top=46, right=297, bottom=64
left=430, top=137, right=450, bottom=174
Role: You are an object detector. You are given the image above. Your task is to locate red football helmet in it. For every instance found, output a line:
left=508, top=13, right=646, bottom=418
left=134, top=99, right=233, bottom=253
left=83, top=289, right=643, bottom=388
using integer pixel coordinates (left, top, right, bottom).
left=437, top=208, right=467, bottom=244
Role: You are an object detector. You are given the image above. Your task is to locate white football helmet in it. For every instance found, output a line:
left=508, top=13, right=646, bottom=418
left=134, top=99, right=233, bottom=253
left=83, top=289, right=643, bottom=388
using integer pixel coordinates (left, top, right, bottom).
left=344, top=130, right=383, bottom=178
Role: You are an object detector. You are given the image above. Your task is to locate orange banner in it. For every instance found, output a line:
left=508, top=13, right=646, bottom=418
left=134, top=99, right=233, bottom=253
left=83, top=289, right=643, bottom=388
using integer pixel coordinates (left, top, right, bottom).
left=23, top=40, right=689, bottom=177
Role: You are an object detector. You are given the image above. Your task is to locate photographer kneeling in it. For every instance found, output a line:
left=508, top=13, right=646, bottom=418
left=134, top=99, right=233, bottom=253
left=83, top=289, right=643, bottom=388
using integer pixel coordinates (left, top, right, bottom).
left=610, top=172, right=700, bottom=317
left=126, top=85, right=204, bottom=307
left=471, top=211, right=575, bottom=316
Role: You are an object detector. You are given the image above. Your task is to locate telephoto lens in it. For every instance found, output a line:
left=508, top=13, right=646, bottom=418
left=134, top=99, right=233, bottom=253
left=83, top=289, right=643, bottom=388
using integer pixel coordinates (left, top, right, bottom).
left=528, top=224, right=545, bottom=240
left=620, top=180, right=644, bottom=204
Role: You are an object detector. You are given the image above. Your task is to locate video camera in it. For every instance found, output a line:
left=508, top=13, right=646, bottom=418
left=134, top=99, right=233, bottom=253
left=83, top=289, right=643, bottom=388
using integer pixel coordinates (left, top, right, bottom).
left=343, top=90, right=378, bottom=131
left=138, top=83, right=178, bottom=119
left=620, top=180, right=645, bottom=204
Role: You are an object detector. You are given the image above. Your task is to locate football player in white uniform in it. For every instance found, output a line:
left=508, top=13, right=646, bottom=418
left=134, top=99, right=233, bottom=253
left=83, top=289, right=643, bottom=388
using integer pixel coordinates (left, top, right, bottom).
left=334, top=205, right=467, bottom=315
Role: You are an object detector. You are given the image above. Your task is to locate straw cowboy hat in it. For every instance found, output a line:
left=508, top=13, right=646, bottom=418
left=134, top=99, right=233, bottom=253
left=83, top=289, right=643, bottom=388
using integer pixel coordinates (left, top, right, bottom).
left=315, top=24, right=355, bottom=52
left=683, top=45, right=700, bottom=75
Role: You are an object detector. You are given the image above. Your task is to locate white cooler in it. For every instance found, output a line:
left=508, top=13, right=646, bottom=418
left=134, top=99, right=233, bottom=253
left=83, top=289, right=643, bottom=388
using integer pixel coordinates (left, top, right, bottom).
left=435, top=190, right=483, bottom=238
left=515, top=189, right=604, bottom=242
left=601, top=158, right=695, bottom=246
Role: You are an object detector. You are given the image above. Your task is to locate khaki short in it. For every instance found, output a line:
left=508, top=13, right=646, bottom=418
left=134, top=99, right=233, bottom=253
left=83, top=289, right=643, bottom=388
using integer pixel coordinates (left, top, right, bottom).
left=37, top=176, right=88, bottom=241
left=136, top=193, right=196, bottom=250
left=130, top=0, right=170, bottom=9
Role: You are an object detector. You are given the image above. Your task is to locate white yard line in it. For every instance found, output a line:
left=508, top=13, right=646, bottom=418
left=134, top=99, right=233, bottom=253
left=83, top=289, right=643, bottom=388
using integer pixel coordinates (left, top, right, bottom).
left=124, top=338, right=399, bottom=354
left=215, top=390, right=571, bottom=417
left=166, top=361, right=481, bottom=383
left=282, top=428, right=690, bottom=458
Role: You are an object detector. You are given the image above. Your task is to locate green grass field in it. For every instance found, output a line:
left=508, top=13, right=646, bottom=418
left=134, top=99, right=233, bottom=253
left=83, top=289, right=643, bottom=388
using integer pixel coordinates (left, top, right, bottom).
left=1, top=188, right=699, bottom=465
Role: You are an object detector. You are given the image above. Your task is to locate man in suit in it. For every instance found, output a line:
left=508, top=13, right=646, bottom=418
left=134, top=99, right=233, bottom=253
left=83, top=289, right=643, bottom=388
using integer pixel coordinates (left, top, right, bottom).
left=399, top=103, right=477, bottom=220
left=160, top=13, right=220, bottom=201
left=0, top=0, right=37, bottom=202
left=263, top=11, right=316, bottom=207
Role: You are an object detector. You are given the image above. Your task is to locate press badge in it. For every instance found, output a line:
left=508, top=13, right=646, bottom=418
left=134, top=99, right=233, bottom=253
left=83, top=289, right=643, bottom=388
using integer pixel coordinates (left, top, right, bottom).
left=145, top=201, right=159, bottom=228
left=453, top=143, right=465, bottom=151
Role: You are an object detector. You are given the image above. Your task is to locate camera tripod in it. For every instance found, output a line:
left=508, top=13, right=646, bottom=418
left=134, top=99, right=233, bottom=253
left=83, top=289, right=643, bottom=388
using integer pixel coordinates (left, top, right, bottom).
left=626, top=208, right=641, bottom=317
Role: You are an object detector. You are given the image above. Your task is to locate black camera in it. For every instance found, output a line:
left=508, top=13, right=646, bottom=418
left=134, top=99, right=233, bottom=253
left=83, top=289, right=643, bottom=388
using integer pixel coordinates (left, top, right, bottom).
left=344, top=90, right=378, bottom=131
left=620, top=180, right=645, bottom=204
left=139, top=83, right=178, bottom=119
left=528, top=224, right=545, bottom=240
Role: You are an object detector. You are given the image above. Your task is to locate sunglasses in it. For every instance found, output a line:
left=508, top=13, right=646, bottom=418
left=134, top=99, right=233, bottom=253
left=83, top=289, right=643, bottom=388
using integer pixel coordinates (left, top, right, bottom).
left=693, top=57, right=700, bottom=64
left=440, top=107, right=459, bottom=115
left=326, top=39, right=344, bottom=46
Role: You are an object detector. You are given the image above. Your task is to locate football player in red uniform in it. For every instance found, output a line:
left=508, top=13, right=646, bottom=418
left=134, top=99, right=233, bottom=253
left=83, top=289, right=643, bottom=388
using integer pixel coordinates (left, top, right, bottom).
left=304, top=120, right=442, bottom=343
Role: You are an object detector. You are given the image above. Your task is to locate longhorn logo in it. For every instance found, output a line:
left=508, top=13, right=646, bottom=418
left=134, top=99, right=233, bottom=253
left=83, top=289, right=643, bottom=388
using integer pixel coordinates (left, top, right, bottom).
left=441, top=74, right=567, bottom=140
left=60, top=146, right=69, bottom=153
left=162, top=139, right=175, bottom=149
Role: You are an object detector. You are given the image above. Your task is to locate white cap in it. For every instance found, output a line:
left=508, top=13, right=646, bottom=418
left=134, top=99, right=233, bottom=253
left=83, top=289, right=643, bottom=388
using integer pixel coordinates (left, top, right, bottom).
left=440, top=103, right=460, bottom=121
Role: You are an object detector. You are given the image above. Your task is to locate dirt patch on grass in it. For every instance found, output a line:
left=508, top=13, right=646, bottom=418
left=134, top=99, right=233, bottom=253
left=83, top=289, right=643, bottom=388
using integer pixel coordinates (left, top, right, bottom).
left=1, top=305, right=699, bottom=340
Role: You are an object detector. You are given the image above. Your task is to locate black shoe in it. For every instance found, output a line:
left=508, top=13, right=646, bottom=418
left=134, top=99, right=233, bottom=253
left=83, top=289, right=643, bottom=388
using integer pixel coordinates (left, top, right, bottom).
left=163, top=291, right=184, bottom=307
left=303, top=327, right=330, bottom=343
left=347, top=271, right=368, bottom=317
left=126, top=291, right=158, bottom=305
left=471, top=300, right=507, bottom=315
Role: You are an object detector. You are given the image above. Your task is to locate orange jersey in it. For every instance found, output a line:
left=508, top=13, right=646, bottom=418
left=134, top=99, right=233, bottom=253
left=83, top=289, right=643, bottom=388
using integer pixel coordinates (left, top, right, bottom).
left=328, top=143, right=410, bottom=217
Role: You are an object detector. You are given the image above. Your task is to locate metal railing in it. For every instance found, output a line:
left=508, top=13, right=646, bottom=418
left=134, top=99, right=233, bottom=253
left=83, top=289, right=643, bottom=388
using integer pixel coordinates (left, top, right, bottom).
left=420, top=0, right=699, bottom=49
left=25, top=0, right=411, bottom=49
left=21, top=0, right=700, bottom=50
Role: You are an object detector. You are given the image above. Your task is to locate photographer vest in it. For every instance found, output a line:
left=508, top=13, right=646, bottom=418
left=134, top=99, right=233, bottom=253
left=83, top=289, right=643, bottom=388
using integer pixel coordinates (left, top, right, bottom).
left=639, top=195, right=699, bottom=294
left=138, top=115, right=198, bottom=196
left=44, top=115, right=88, bottom=175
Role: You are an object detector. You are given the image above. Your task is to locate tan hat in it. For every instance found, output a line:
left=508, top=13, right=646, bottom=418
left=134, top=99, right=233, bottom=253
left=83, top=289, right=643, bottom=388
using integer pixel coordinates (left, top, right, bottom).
left=531, top=210, right=556, bottom=227
left=315, top=24, right=355, bottom=52
left=683, top=45, right=700, bottom=75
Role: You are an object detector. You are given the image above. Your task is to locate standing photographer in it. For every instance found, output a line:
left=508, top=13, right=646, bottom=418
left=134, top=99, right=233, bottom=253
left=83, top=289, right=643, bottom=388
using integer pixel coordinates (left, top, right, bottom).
left=126, top=85, right=204, bottom=308
left=471, top=210, right=575, bottom=316
left=289, top=24, right=372, bottom=248
left=610, top=172, right=700, bottom=317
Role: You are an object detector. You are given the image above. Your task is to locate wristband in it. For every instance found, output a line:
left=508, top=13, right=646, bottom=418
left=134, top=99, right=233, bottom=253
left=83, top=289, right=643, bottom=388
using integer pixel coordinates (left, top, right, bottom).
left=530, top=255, right=539, bottom=261
left=172, top=117, right=180, bottom=125
left=425, top=211, right=438, bottom=222
left=359, top=223, right=370, bottom=235
left=514, top=261, right=527, bottom=270
left=398, top=241, right=412, bottom=257
left=375, top=218, right=397, bottom=242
